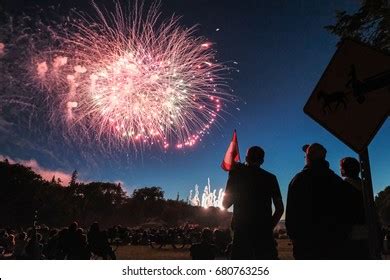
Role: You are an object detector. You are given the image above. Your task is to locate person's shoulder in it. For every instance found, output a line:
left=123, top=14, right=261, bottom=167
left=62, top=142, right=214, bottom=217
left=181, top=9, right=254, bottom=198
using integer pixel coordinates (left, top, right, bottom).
left=344, top=177, right=362, bottom=192
left=340, top=178, right=361, bottom=196
left=229, top=163, right=246, bottom=174
left=326, top=169, right=345, bottom=184
left=190, top=243, right=201, bottom=251
left=258, top=168, right=277, bottom=178
left=190, top=242, right=213, bottom=255
left=288, top=168, right=309, bottom=186
left=232, top=162, right=245, bottom=170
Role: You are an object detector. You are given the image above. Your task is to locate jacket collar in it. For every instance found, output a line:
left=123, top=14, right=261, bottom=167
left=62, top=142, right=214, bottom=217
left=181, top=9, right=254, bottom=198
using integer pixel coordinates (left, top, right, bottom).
left=303, top=159, right=330, bottom=171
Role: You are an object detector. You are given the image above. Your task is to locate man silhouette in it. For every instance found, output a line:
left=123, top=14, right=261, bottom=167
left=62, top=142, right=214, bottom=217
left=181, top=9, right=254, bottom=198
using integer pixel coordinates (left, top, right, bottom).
left=340, top=157, right=369, bottom=259
left=223, top=146, right=284, bottom=259
left=286, top=143, right=353, bottom=259
left=88, top=222, right=116, bottom=260
left=190, top=228, right=216, bottom=260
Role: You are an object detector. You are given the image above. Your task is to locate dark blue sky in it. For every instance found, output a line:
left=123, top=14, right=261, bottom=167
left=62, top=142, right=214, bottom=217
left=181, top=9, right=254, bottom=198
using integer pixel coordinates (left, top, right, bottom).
left=1, top=0, right=389, bottom=201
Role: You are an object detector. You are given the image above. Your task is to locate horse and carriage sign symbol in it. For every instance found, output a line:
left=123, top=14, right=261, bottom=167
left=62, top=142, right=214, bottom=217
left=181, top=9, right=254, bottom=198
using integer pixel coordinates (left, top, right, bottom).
left=304, top=39, right=390, bottom=153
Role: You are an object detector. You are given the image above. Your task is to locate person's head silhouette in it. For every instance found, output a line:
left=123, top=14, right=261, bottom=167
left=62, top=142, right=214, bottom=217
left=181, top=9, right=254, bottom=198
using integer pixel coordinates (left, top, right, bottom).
left=90, top=222, right=100, bottom=232
left=245, top=146, right=264, bottom=167
left=340, top=157, right=360, bottom=179
left=69, top=222, right=78, bottom=232
left=201, top=228, right=213, bottom=244
left=302, top=143, right=327, bottom=166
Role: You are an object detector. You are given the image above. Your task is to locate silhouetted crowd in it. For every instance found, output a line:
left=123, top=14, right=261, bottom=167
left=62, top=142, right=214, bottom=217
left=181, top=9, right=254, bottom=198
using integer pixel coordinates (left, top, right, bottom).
left=190, top=227, right=232, bottom=259
left=0, top=222, right=234, bottom=260
left=0, top=222, right=116, bottom=260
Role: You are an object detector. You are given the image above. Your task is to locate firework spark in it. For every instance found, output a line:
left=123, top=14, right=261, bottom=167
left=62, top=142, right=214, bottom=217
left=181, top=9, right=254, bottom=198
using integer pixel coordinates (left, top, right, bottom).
left=1, top=1, right=234, bottom=154
left=0, top=42, right=5, bottom=56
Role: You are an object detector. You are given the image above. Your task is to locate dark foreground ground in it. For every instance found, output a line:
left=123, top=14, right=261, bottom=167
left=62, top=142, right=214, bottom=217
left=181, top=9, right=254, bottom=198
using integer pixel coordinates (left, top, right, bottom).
left=116, top=239, right=294, bottom=260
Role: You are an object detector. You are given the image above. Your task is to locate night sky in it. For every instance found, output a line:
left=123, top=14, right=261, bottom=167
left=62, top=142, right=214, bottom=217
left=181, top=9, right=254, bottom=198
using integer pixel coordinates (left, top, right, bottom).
left=1, top=0, right=389, bottom=202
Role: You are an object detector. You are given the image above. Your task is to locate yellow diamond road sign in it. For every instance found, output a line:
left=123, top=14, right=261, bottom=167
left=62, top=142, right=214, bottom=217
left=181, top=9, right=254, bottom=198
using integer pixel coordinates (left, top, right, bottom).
left=304, top=39, right=390, bottom=153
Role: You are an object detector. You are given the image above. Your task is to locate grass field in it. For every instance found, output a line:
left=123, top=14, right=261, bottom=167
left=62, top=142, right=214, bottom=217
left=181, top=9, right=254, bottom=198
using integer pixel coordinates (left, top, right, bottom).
left=116, top=239, right=294, bottom=260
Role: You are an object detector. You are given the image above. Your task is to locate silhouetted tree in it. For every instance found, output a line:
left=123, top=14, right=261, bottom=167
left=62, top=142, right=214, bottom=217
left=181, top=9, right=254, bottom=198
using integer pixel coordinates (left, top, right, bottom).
left=69, top=170, right=78, bottom=187
left=0, top=159, right=232, bottom=228
left=326, top=0, right=390, bottom=51
left=0, top=159, right=44, bottom=226
left=132, top=186, right=164, bottom=201
left=375, top=186, right=390, bottom=226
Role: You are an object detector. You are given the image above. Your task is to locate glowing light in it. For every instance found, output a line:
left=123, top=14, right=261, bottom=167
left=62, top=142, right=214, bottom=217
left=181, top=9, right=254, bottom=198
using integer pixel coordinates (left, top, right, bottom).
left=53, top=56, right=68, bottom=70
left=0, top=42, right=5, bottom=56
left=74, top=65, right=87, bottom=74
left=188, top=178, right=225, bottom=210
left=37, top=62, right=48, bottom=79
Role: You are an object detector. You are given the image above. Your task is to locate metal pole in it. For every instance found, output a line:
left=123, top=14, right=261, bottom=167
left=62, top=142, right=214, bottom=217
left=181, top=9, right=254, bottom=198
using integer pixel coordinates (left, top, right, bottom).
left=359, top=147, right=381, bottom=259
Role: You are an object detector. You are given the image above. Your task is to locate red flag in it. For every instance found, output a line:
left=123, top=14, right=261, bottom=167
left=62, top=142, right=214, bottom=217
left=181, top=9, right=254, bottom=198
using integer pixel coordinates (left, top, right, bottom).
left=221, top=129, right=241, bottom=171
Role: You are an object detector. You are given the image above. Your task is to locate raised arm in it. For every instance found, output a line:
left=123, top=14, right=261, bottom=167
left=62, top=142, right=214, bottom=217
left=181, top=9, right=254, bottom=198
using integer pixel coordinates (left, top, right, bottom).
left=222, top=170, right=238, bottom=209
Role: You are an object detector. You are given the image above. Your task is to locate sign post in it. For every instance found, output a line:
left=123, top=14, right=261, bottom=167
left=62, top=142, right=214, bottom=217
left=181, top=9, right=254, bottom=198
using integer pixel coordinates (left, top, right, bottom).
left=359, top=148, right=381, bottom=259
left=304, top=39, right=390, bottom=259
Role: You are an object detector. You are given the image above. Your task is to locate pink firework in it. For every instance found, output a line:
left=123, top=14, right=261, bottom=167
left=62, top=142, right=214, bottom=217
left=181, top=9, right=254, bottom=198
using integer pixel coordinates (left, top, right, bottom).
left=34, top=1, right=232, bottom=151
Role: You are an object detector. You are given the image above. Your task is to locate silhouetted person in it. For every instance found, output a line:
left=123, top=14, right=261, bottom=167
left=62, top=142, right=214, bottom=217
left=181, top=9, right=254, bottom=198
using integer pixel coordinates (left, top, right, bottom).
left=190, top=228, right=216, bottom=260
left=57, top=228, right=69, bottom=259
left=223, top=146, right=284, bottom=259
left=13, top=232, right=27, bottom=259
left=213, top=229, right=230, bottom=256
left=25, top=230, right=43, bottom=260
left=43, top=229, right=59, bottom=260
left=0, top=230, right=15, bottom=255
left=39, top=225, right=50, bottom=245
left=286, top=143, right=353, bottom=259
left=340, top=157, right=369, bottom=259
left=63, top=222, right=81, bottom=259
left=74, top=228, right=91, bottom=260
left=88, top=222, right=116, bottom=259
left=0, top=229, right=8, bottom=252
left=65, top=226, right=91, bottom=260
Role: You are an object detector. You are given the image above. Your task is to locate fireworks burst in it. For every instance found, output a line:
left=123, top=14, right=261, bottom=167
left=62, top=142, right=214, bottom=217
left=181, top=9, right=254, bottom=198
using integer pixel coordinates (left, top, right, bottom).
left=1, top=1, right=234, bottom=154
left=188, top=178, right=225, bottom=210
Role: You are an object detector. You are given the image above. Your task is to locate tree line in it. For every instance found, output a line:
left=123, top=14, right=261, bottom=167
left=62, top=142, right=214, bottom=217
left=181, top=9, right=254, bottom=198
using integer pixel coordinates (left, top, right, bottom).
left=0, top=159, right=231, bottom=229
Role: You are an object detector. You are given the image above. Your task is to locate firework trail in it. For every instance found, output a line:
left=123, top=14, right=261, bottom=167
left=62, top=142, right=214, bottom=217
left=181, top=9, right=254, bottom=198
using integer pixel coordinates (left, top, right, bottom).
left=188, top=178, right=225, bottom=210
left=0, top=1, right=234, bottom=154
